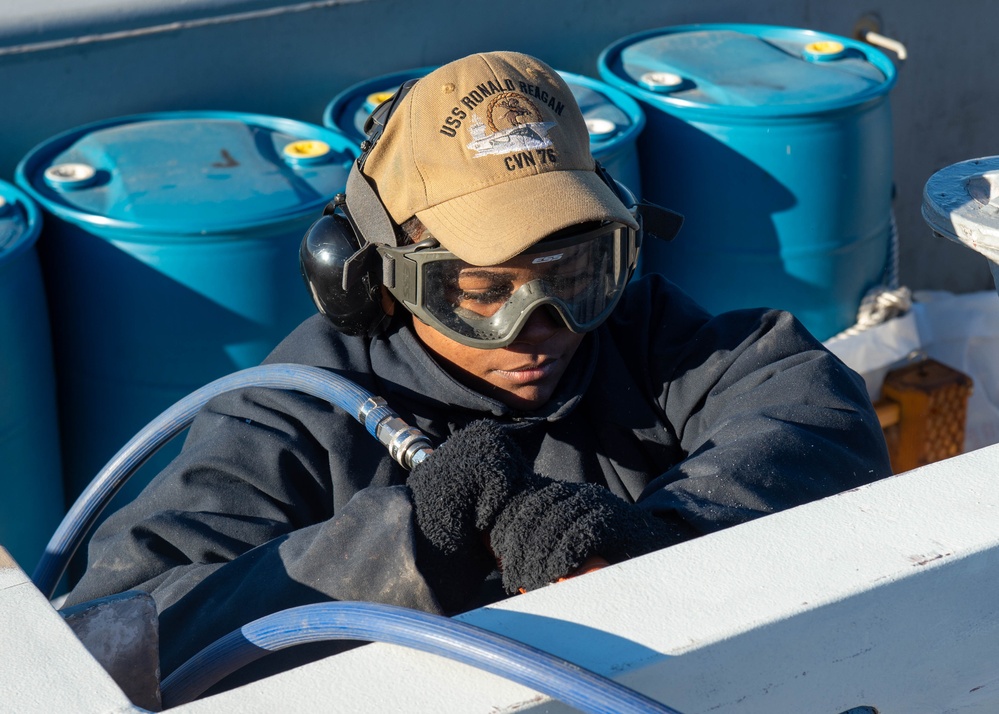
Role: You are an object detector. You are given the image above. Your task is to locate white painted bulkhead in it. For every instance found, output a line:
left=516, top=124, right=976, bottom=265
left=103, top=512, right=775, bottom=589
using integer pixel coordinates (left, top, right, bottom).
left=5, top=442, right=999, bottom=713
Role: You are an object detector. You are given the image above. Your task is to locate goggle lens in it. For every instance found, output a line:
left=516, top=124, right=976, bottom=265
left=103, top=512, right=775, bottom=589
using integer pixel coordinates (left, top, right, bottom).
left=384, top=223, right=636, bottom=348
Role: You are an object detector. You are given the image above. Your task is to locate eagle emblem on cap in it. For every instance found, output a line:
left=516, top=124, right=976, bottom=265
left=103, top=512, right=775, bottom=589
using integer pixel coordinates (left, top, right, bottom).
left=466, top=92, right=557, bottom=158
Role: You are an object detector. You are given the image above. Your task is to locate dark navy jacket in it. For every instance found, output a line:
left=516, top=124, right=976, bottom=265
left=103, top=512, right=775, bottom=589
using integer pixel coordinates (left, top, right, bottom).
left=66, top=274, right=892, bottom=680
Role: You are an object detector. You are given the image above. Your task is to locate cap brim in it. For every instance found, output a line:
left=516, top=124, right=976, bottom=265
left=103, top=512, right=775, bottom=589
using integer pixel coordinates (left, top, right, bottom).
left=415, top=169, right=639, bottom=266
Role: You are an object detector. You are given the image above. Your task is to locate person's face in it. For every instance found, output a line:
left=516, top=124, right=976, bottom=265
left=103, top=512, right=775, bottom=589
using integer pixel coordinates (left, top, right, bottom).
left=411, top=306, right=585, bottom=411
left=399, top=221, right=606, bottom=410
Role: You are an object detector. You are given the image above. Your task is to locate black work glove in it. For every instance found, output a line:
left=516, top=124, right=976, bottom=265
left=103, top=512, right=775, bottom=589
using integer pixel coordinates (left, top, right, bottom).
left=406, top=420, right=540, bottom=612
left=489, top=477, right=684, bottom=595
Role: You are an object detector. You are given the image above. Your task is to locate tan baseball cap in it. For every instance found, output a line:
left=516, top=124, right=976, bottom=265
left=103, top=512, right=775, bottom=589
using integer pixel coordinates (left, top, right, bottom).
left=361, top=51, right=639, bottom=266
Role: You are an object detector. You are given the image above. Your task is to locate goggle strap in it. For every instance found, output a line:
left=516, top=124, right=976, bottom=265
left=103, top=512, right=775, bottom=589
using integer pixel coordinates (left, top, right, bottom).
left=637, top=200, right=684, bottom=242
left=346, top=166, right=399, bottom=249
left=360, top=78, right=420, bottom=166
left=381, top=251, right=397, bottom=290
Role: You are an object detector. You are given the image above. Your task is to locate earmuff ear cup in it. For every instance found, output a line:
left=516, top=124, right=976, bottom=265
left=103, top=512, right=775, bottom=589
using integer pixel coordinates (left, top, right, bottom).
left=296, top=80, right=418, bottom=337
left=299, top=213, right=387, bottom=336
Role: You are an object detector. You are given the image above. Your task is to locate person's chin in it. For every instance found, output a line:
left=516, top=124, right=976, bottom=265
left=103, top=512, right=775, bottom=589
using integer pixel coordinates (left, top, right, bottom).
left=497, top=387, right=553, bottom=411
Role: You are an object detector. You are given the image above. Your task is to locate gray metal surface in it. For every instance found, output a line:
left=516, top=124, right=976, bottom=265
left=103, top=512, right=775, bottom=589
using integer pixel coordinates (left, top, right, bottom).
left=923, top=156, right=999, bottom=296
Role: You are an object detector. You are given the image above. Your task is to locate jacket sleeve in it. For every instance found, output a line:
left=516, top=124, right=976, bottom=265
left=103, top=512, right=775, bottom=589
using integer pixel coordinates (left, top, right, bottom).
left=63, top=386, right=444, bottom=678
left=628, top=278, right=893, bottom=536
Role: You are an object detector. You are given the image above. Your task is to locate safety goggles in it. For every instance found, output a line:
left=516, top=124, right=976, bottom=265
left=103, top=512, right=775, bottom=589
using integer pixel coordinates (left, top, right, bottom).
left=378, top=221, right=639, bottom=349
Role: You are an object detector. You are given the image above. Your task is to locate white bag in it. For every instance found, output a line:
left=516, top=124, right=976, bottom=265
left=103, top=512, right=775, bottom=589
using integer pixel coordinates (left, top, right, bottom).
left=825, top=290, right=999, bottom=453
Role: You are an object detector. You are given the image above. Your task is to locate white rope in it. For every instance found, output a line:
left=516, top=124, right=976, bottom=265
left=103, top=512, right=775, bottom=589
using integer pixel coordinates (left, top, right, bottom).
left=825, top=285, right=913, bottom=342
left=856, top=285, right=913, bottom=327
left=825, top=208, right=911, bottom=343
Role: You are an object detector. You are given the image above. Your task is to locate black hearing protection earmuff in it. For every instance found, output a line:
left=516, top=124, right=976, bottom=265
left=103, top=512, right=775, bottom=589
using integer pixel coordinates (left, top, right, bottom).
left=298, top=195, right=387, bottom=335
left=299, top=79, right=682, bottom=338
left=299, top=79, right=420, bottom=335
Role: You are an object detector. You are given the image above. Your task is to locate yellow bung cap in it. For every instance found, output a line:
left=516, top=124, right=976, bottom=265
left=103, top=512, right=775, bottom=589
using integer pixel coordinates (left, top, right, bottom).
left=806, top=40, right=844, bottom=55
left=803, top=40, right=847, bottom=61
left=283, top=140, right=331, bottom=161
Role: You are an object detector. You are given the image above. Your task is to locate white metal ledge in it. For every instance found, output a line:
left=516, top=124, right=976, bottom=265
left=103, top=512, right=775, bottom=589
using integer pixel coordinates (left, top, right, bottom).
left=5, top=442, right=999, bottom=713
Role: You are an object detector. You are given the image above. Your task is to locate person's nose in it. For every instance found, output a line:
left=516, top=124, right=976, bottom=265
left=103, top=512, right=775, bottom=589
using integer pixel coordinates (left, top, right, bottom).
left=513, top=305, right=565, bottom=345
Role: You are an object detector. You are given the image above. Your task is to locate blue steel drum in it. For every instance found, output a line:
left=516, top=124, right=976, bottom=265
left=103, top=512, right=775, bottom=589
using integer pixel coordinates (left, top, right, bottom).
left=559, top=69, right=645, bottom=198
left=598, top=24, right=897, bottom=340
left=323, top=66, right=645, bottom=196
left=16, top=112, right=358, bottom=523
left=323, top=67, right=439, bottom=146
left=0, top=180, right=64, bottom=569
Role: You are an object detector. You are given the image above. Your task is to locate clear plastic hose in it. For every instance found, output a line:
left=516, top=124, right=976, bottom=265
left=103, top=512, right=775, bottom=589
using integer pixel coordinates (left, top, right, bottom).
left=32, top=364, right=433, bottom=599
left=160, top=601, right=684, bottom=714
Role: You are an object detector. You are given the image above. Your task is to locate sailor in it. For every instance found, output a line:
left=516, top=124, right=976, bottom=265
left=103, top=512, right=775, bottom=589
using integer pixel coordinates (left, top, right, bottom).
left=66, top=51, right=892, bottom=689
